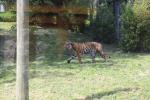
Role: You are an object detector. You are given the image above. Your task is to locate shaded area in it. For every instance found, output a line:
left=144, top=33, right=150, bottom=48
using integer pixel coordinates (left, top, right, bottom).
left=29, top=70, right=75, bottom=79
left=0, top=64, right=16, bottom=84
left=76, top=87, right=139, bottom=100
left=0, top=34, right=16, bottom=63
left=0, top=78, right=15, bottom=85
left=0, top=35, right=5, bottom=65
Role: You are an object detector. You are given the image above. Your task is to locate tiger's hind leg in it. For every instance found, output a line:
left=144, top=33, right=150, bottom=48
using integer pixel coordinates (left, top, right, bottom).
left=90, top=50, right=96, bottom=63
left=77, top=52, right=82, bottom=64
left=92, top=56, right=96, bottom=63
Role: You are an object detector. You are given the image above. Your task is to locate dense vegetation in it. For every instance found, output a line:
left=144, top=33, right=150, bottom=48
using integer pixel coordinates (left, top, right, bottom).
left=121, top=0, right=150, bottom=52
left=85, top=0, right=115, bottom=43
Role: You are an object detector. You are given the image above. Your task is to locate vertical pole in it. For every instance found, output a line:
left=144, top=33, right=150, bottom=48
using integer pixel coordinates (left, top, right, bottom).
left=16, top=0, right=29, bottom=99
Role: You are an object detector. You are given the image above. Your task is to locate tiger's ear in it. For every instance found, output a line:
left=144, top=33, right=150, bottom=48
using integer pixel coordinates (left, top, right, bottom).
left=66, top=40, right=72, bottom=44
left=70, top=42, right=73, bottom=45
left=69, top=41, right=73, bottom=45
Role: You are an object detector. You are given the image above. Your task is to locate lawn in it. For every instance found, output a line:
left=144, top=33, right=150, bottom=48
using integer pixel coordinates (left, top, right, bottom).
left=0, top=12, right=16, bottom=22
left=0, top=47, right=150, bottom=100
left=0, top=28, right=150, bottom=100
left=0, top=22, right=16, bottom=32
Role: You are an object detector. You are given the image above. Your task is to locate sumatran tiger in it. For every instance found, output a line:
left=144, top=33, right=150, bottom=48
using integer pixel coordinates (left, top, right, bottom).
left=64, top=41, right=109, bottom=64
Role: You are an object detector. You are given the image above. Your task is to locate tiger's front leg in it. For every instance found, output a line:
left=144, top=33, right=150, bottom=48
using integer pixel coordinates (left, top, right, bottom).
left=67, top=55, right=76, bottom=63
left=91, top=51, right=96, bottom=63
left=92, top=57, right=96, bottom=63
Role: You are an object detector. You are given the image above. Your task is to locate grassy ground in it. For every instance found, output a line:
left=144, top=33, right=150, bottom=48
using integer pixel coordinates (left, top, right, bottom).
left=0, top=28, right=150, bottom=100
left=0, top=12, right=16, bottom=22
left=0, top=22, right=16, bottom=32
left=0, top=47, right=150, bottom=100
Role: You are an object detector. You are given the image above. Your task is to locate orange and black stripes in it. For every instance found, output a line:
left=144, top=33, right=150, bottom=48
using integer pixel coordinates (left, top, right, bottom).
left=64, top=41, right=108, bottom=63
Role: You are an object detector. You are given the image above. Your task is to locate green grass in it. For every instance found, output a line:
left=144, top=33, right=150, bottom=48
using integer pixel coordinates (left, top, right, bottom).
left=0, top=49, right=150, bottom=100
left=0, top=22, right=16, bottom=31
left=0, top=12, right=16, bottom=22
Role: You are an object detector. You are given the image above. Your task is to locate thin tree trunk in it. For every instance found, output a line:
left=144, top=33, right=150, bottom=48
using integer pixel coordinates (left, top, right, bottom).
left=16, top=0, right=29, bottom=99
left=113, top=0, right=121, bottom=41
left=90, top=0, right=99, bottom=20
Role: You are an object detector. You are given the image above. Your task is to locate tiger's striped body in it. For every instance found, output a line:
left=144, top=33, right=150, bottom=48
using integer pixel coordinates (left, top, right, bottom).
left=64, top=41, right=108, bottom=63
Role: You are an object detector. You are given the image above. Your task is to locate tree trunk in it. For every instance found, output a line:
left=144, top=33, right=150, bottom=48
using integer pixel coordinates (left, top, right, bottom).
left=90, top=0, right=99, bottom=20
left=113, top=0, right=121, bottom=41
left=16, top=0, right=29, bottom=99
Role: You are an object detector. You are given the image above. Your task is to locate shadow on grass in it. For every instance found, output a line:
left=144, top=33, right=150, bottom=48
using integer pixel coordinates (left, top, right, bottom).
left=0, top=78, right=16, bottom=84
left=0, top=64, right=16, bottom=84
left=44, top=60, right=106, bottom=69
left=44, top=51, right=145, bottom=68
left=43, top=57, right=120, bottom=70
left=29, top=70, right=75, bottom=79
left=76, top=87, right=139, bottom=100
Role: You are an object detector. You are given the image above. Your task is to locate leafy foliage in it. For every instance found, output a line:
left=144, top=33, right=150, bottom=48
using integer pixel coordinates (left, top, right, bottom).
left=86, top=1, right=115, bottom=43
left=121, top=1, right=150, bottom=52
left=0, top=11, right=16, bottom=22
left=121, top=4, right=139, bottom=51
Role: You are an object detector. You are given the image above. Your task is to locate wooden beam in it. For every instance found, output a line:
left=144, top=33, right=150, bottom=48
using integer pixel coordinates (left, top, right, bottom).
left=16, top=0, right=29, bottom=99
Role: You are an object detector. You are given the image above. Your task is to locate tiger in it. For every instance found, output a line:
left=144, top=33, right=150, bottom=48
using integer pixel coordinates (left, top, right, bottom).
left=64, top=41, right=109, bottom=64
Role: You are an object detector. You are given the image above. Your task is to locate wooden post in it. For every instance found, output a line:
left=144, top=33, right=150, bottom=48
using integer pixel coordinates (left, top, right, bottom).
left=16, top=0, right=29, bottom=100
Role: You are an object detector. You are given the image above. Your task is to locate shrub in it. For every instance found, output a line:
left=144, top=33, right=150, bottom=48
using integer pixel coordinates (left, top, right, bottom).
left=0, top=11, right=16, bottom=22
left=86, top=2, right=115, bottom=43
left=120, top=4, right=139, bottom=51
left=120, top=1, right=150, bottom=52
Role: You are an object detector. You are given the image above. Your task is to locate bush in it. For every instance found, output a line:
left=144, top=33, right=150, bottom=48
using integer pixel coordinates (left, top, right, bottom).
left=120, top=5, right=139, bottom=51
left=121, top=1, right=150, bottom=52
left=0, top=11, right=16, bottom=22
left=86, top=2, right=115, bottom=43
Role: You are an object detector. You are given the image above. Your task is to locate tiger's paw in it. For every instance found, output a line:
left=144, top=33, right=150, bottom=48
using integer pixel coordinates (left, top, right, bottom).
left=67, top=60, right=71, bottom=64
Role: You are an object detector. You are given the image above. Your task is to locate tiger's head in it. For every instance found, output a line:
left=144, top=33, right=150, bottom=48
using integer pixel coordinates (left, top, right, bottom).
left=64, top=41, right=73, bottom=50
